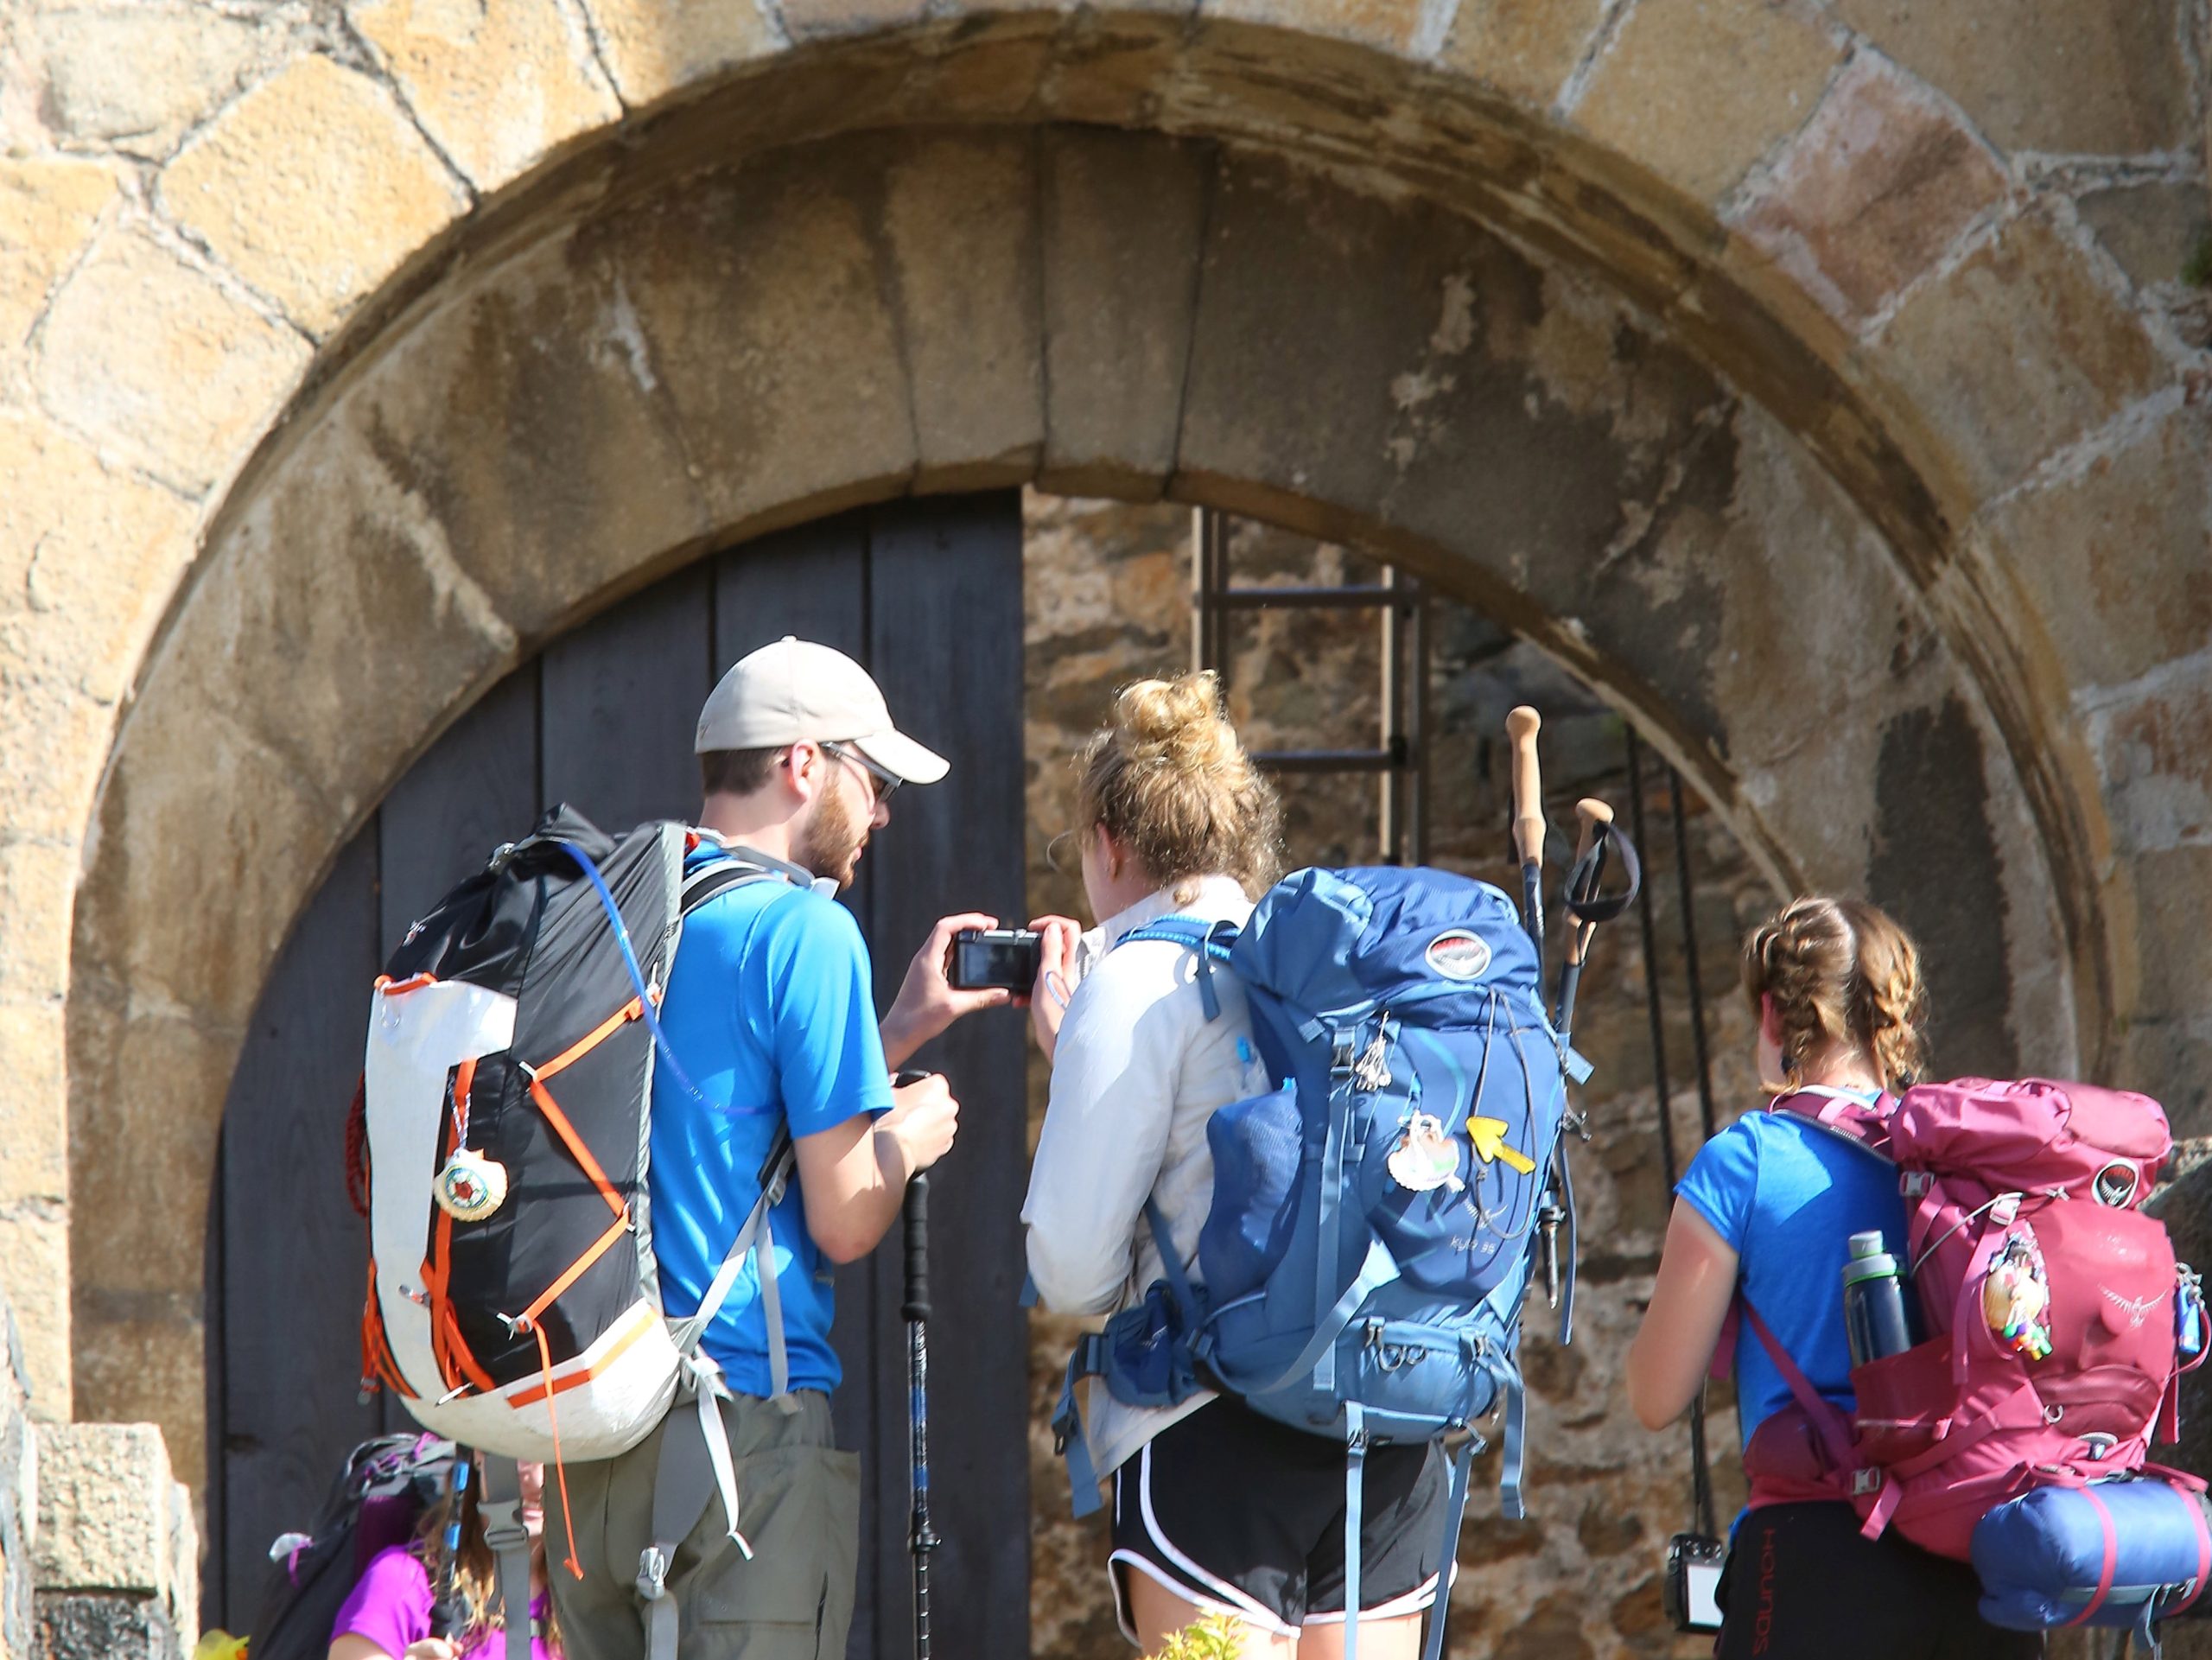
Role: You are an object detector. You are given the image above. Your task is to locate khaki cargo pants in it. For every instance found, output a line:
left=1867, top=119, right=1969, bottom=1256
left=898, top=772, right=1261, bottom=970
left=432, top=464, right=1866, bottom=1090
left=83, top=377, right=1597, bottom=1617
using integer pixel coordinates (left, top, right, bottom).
left=550, top=1390, right=860, bottom=1660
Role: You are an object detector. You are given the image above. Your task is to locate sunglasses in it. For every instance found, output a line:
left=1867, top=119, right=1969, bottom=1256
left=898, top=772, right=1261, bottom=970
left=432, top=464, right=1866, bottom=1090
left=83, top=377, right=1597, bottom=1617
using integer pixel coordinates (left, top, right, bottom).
left=819, top=741, right=901, bottom=805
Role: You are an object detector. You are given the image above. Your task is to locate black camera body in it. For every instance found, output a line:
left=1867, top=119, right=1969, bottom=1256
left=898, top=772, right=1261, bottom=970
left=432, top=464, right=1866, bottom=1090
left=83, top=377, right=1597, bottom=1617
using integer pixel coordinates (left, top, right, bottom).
left=949, top=928, right=1042, bottom=993
left=1663, top=1531, right=1726, bottom=1632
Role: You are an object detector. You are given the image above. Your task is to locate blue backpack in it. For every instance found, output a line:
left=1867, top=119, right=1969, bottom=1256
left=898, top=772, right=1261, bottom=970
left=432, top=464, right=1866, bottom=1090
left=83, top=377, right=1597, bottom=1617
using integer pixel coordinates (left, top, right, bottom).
left=1051, top=866, right=1585, bottom=1660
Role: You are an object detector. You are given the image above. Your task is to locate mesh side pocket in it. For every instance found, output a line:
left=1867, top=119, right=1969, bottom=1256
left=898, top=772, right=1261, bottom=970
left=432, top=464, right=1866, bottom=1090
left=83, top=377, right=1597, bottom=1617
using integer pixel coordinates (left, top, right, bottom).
left=1198, top=1084, right=1305, bottom=1304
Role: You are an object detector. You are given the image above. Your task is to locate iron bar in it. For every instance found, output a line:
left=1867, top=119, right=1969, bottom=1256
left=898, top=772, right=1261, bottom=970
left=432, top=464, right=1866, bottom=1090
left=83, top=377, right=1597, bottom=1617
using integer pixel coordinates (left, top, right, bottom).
left=1671, top=771, right=1721, bottom=1145
left=1628, top=726, right=1718, bottom=1542
left=1210, top=584, right=1402, bottom=610
left=1253, top=746, right=1407, bottom=775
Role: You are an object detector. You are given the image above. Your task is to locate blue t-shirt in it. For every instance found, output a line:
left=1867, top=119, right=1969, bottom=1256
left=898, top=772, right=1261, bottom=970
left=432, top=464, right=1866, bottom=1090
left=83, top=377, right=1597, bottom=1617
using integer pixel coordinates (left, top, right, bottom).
left=1675, top=1099, right=1907, bottom=1449
left=650, top=844, right=893, bottom=1396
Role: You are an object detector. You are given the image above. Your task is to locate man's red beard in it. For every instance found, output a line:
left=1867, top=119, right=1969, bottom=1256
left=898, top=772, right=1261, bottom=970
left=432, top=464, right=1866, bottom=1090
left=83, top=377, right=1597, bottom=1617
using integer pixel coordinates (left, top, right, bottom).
left=797, top=783, right=868, bottom=890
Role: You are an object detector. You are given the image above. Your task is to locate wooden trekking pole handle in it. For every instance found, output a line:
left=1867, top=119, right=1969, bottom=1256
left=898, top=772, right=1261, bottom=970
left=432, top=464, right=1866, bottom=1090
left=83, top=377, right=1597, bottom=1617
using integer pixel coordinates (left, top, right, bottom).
left=1507, top=707, right=1545, bottom=874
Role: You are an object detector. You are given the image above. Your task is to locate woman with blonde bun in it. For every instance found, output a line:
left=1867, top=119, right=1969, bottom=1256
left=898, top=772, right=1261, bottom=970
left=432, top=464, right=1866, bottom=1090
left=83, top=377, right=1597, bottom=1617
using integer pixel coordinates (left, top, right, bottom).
left=1624, top=898, right=2038, bottom=1659
left=1025, top=675, right=1451, bottom=1660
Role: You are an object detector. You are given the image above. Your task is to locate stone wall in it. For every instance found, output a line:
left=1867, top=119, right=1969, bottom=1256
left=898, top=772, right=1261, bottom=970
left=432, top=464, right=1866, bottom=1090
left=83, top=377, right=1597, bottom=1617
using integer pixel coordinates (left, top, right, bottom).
left=0, top=1277, right=194, bottom=1660
left=32, top=1421, right=196, bottom=1660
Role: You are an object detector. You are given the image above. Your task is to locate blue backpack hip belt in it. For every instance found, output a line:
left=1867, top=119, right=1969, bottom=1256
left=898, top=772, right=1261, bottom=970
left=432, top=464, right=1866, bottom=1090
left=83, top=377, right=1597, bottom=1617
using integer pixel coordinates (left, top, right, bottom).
left=1047, top=866, right=1595, bottom=1660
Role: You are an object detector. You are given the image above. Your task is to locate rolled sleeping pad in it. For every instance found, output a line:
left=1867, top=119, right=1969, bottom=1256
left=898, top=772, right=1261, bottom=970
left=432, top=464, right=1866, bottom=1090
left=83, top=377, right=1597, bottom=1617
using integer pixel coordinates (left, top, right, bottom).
left=1973, top=1475, right=2212, bottom=1632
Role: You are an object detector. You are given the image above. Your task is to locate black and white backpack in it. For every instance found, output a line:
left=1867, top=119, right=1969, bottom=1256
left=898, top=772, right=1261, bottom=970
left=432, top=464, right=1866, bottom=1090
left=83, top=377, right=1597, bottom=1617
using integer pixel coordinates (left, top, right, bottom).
left=358, top=805, right=801, bottom=1660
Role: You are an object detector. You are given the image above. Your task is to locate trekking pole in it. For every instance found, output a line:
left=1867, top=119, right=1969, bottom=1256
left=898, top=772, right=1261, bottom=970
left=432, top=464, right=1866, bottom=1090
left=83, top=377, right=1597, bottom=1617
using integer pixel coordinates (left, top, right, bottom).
left=1506, top=706, right=1547, bottom=962
left=1554, top=798, right=1612, bottom=1048
left=429, top=1452, right=469, bottom=1642
left=893, top=1070, right=941, bottom=1660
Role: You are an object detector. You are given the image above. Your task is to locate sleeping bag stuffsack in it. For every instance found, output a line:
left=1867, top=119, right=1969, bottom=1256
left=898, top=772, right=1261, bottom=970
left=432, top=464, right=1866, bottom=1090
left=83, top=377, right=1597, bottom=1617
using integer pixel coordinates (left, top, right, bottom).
left=1973, top=1473, right=2212, bottom=1634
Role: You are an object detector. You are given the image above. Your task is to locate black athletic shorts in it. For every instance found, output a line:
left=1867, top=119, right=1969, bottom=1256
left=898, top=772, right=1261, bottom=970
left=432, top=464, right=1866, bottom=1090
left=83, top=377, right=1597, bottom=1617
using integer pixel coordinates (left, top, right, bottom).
left=1107, top=1396, right=1451, bottom=1642
left=1715, top=1502, right=2044, bottom=1659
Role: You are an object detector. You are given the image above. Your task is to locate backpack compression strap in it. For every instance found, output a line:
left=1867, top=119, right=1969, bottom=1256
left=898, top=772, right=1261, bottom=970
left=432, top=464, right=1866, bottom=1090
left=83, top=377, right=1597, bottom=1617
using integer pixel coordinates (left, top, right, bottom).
left=478, top=1455, right=534, bottom=1660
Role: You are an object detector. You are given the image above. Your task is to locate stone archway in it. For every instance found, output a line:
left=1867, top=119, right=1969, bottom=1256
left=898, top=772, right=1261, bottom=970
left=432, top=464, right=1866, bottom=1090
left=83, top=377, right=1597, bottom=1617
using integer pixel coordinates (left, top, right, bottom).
left=67, top=96, right=2095, bottom=1494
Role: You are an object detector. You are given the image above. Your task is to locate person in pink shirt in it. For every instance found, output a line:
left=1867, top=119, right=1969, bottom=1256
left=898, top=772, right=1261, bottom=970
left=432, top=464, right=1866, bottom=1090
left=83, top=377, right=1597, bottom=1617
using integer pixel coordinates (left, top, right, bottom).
left=327, top=1459, right=561, bottom=1660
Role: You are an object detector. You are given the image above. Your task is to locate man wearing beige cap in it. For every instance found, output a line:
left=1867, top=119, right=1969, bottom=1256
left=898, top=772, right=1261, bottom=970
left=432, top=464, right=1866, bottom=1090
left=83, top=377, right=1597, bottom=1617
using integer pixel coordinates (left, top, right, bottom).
left=551, top=638, right=1012, bottom=1660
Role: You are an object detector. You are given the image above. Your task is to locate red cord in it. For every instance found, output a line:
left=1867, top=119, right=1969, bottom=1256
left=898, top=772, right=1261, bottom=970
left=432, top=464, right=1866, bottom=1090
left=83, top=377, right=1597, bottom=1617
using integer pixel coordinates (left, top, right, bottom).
left=524, top=1318, right=586, bottom=1580
left=343, top=1075, right=370, bottom=1218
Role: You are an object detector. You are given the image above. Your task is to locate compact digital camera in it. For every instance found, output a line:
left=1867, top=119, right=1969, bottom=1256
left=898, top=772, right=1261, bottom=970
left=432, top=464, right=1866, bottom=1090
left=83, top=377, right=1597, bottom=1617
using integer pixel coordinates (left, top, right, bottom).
left=1663, top=1532, right=1726, bottom=1632
left=949, top=927, right=1043, bottom=993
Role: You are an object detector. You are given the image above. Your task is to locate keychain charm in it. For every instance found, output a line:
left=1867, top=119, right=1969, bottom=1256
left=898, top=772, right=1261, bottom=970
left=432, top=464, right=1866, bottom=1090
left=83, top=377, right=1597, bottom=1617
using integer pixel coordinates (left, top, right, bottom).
left=1388, top=1113, right=1464, bottom=1193
left=433, top=1148, right=509, bottom=1221
left=1982, top=1229, right=2052, bottom=1359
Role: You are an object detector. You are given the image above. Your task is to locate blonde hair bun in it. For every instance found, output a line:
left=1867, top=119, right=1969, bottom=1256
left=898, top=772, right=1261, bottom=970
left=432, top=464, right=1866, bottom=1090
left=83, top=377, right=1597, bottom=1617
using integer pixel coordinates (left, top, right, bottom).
left=1115, top=675, right=1239, bottom=772
left=1075, top=671, right=1282, bottom=897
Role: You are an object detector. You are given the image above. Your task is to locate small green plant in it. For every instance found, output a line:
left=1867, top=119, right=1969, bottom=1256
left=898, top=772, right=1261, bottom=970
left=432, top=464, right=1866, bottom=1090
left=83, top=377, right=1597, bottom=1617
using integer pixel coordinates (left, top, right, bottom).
left=1154, top=1612, right=1245, bottom=1660
left=2183, top=229, right=2212, bottom=290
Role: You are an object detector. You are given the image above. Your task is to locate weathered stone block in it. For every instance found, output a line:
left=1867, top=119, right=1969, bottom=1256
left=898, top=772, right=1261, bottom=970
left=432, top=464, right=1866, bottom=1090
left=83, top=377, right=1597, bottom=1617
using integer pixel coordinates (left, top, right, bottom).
left=1203, top=0, right=1427, bottom=56
left=159, top=54, right=471, bottom=336
left=1877, top=211, right=2166, bottom=496
left=779, top=0, right=925, bottom=41
left=2082, top=659, right=2212, bottom=858
left=2126, top=847, right=2212, bottom=1025
left=612, top=141, right=918, bottom=530
left=1039, top=129, right=1209, bottom=498
left=349, top=0, right=621, bottom=193
left=33, top=1425, right=172, bottom=1597
left=35, top=1592, right=181, bottom=1660
left=1736, top=55, right=2006, bottom=325
left=29, top=8, right=267, bottom=158
left=0, top=157, right=119, bottom=359
left=1440, top=0, right=1605, bottom=105
left=65, top=1318, right=202, bottom=1542
left=270, top=223, right=708, bottom=642
left=33, top=226, right=308, bottom=496
left=1835, top=0, right=2190, bottom=157
left=1978, top=404, right=2211, bottom=690
left=0, top=843, right=73, bottom=1012
left=0, top=1211, right=67, bottom=1421
left=0, top=1003, right=66, bottom=1212
left=581, top=0, right=784, bottom=106
left=2077, top=181, right=2212, bottom=290
left=881, top=133, right=1043, bottom=486
left=1573, top=0, right=1842, bottom=204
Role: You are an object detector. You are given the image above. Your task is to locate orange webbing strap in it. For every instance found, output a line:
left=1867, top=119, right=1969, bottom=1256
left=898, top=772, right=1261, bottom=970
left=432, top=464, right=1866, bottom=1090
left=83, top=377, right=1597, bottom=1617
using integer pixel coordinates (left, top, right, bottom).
left=522, top=1317, right=586, bottom=1579
left=427, top=1065, right=466, bottom=1392
left=527, top=1079, right=627, bottom=1218
left=531, top=997, right=643, bottom=1084
left=515, top=1212, right=632, bottom=1331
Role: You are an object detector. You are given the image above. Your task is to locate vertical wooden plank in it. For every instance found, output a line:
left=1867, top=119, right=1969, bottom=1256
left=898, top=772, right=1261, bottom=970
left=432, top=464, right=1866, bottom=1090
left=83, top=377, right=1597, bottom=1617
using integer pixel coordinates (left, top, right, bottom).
left=864, top=493, right=1031, bottom=1660
left=217, top=825, right=384, bottom=1624
left=541, top=567, right=712, bottom=833
left=378, top=668, right=543, bottom=947
left=201, top=1132, right=227, bottom=1629
left=714, top=514, right=886, bottom=1660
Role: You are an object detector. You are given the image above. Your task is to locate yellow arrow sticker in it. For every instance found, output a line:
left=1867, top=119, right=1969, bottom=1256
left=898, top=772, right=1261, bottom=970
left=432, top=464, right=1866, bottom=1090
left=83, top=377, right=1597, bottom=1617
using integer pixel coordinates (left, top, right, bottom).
left=1467, top=1116, right=1537, bottom=1175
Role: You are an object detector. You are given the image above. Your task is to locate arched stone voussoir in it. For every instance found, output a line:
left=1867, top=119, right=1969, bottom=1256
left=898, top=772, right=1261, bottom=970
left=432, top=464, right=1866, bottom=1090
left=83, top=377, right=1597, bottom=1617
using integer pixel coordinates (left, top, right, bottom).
left=79, top=424, right=525, bottom=1031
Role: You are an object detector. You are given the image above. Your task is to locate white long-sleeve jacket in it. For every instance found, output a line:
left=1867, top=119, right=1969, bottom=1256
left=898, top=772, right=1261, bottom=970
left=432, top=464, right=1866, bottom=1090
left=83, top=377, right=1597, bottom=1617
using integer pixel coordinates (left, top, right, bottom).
left=1020, top=874, right=1266, bottom=1479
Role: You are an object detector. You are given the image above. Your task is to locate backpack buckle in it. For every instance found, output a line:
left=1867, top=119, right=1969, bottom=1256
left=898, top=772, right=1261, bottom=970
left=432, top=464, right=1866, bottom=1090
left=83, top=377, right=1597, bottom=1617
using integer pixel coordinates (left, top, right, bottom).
left=1331, top=1034, right=1357, bottom=1078
left=1899, top=1172, right=1932, bottom=1199
left=1851, top=1469, right=1884, bottom=1497
left=636, top=1545, right=671, bottom=1601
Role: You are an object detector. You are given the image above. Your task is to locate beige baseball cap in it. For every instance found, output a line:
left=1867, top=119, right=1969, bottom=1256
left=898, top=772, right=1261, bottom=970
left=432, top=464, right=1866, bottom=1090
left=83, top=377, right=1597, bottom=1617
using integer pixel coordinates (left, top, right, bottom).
left=696, top=636, right=950, bottom=785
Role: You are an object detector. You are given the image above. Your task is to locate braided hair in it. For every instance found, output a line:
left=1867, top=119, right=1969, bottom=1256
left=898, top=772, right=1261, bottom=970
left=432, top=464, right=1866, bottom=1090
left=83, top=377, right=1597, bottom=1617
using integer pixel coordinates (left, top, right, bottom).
left=1740, top=896, right=1928, bottom=1091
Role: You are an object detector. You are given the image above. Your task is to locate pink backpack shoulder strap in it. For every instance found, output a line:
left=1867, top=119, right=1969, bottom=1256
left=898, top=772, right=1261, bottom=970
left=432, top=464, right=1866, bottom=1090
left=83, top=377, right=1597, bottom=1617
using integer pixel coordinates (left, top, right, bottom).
left=1764, top=1086, right=1897, bottom=1157
left=1735, top=1298, right=1860, bottom=1474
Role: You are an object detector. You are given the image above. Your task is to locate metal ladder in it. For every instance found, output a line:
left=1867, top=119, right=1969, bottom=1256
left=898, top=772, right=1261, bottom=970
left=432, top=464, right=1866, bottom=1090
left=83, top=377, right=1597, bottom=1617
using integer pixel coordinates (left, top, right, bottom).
left=1191, top=507, right=1432, bottom=865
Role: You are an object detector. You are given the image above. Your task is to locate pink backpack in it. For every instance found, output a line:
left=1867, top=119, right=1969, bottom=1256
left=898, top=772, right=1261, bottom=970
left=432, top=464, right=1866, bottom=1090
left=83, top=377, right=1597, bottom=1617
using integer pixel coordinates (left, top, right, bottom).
left=1736, top=1078, right=2206, bottom=1561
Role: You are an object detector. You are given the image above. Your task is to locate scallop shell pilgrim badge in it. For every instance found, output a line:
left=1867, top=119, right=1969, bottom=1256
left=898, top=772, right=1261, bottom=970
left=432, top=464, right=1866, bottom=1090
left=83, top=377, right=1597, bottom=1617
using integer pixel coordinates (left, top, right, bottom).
left=1388, top=1112, right=1465, bottom=1193
left=433, top=1148, right=509, bottom=1221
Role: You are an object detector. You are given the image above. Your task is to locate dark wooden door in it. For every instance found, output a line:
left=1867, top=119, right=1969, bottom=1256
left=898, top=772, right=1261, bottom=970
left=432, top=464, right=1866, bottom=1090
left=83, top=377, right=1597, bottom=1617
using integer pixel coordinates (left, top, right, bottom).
left=206, top=496, right=1032, bottom=1659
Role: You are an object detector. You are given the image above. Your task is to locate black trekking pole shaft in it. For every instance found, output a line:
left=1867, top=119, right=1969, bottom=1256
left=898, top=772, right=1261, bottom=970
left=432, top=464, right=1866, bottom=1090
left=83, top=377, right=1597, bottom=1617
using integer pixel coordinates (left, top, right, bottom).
left=904, top=1171, right=938, bottom=1660
left=892, top=1067, right=939, bottom=1660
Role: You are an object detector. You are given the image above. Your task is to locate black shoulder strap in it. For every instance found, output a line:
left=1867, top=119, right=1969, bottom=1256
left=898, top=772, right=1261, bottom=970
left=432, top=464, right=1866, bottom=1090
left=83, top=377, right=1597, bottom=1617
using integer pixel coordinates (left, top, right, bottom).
left=680, top=857, right=791, bottom=918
